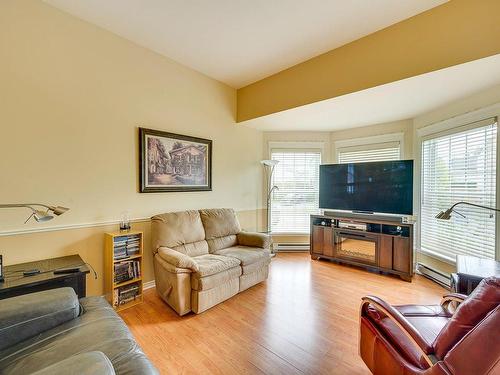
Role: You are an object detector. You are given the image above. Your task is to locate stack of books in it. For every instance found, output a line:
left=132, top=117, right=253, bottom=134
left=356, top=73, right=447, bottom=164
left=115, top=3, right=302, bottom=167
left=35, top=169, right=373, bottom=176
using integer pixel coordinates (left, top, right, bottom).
left=114, top=260, right=141, bottom=284
left=113, top=236, right=129, bottom=260
left=126, top=234, right=141, bottom=256
left=113, top=282, right=141, bottom=307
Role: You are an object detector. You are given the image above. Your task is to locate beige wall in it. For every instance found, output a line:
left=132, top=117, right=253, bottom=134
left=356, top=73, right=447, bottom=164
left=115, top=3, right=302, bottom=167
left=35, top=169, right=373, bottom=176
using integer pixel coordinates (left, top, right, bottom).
left=0, top=0, right=264, bottom=295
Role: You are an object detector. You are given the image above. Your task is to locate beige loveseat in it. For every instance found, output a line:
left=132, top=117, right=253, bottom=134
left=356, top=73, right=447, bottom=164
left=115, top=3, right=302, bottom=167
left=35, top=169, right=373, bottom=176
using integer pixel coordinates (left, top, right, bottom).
left=151, top=208, right=271, bottom=315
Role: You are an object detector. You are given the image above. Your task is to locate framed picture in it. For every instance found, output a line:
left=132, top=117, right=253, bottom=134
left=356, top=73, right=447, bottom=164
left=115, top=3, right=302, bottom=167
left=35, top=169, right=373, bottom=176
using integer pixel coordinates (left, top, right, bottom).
left=139, top=127, right=212, bottom=193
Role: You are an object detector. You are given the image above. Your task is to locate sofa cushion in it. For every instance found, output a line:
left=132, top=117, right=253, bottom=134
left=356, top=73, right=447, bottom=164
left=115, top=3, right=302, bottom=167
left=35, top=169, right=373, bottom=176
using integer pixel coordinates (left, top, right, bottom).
left=172, top=240, right=209, bottom=258
left=151, top=210, right=206, bottom=254
left=191, top=266, right=242, bottom=291
left=241, top=257, right=271, bottom=275
left=32, top=352, right=115, bottom=375
left=207, top=235, right=238, bottom=253
left=395, top=305, right=451, bottom=318
left=199, top=208, right=241, bottom=239
left=215, top=246, right=270, bottom=266
left=0, top=288, right=80, bottom=351
left=192, top=254, right=241, bottom=277
left=0, top=296, right=158, bottom=375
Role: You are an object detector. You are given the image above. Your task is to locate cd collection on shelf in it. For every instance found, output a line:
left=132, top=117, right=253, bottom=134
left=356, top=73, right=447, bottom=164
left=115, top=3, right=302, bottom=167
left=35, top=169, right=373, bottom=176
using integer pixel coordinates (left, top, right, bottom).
left=113, top=234, right=141, bottom=260
left=114, top=260, right=141, bottom=283
left=113, top=282, right=141, bottom=307
left=105, top=231, right=144, bottom=311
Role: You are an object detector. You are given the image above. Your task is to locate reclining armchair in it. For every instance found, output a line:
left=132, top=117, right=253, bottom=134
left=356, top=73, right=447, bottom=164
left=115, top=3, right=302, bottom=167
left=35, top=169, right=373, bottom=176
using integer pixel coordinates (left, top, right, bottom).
left=359, top=277, right=500, bottom=375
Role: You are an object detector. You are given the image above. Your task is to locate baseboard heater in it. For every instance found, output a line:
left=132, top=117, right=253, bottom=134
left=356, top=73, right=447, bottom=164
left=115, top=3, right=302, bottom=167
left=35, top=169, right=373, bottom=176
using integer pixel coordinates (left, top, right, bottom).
left=274, top=243, right=310, bottom=252
left=416, top=263, right=450, bottom=289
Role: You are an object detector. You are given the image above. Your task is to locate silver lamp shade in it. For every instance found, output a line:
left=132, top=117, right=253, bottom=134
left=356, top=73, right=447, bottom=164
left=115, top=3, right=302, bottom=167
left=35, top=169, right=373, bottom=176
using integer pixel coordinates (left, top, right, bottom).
left=33, top=210, right=54, bottom=222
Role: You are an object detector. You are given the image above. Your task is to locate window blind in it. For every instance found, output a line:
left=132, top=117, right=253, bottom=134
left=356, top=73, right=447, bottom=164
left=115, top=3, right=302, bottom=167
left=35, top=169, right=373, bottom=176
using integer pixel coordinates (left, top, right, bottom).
left=338, top=142, right=400, bottom=163
left=420, top=118, right=497, bottom=261
left=270, top=150, right=321, bottom=233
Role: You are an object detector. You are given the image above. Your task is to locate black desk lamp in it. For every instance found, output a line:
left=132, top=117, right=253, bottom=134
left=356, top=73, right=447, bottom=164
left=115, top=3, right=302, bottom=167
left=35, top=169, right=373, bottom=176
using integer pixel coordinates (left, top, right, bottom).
left=436, top=201, right=500, bottom=220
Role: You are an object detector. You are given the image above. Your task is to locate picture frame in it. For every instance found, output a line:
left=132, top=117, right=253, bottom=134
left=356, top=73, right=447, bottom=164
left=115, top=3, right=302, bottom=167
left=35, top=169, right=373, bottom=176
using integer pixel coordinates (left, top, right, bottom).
left=0, top=255, right=4, bottom=282
left=139, top=127, right=212, bottom=193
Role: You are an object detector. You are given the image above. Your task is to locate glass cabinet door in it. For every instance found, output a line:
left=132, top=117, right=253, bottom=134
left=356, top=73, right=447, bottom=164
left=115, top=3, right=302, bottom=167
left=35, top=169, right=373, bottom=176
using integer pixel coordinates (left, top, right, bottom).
left=333, top=231, right=378, bottom=265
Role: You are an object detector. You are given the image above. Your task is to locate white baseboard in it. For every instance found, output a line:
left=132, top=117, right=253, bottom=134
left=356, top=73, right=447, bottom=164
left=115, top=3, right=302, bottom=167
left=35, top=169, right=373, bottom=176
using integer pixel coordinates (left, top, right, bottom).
left=143, top=280, right=156, bottom=290
left=274, top=242, right=309, bottom=252
left=416, top=263, right=450, bottom=288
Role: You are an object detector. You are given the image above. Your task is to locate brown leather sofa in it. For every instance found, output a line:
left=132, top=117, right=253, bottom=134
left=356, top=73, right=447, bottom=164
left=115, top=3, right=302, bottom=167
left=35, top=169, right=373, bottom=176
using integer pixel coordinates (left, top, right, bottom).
left=151, top=208, right=271, bottom=315
left=359, top=277, right=500, bottom=375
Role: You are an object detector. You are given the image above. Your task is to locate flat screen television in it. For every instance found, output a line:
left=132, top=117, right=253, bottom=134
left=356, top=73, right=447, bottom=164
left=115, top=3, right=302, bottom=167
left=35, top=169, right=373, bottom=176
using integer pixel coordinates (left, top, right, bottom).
left=319, top=160, right=413, bottom=215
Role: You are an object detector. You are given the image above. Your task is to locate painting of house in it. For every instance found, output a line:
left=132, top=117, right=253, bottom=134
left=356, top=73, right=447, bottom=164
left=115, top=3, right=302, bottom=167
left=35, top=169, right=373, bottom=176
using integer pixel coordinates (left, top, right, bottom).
left=140, top=128, right=212, bottom=192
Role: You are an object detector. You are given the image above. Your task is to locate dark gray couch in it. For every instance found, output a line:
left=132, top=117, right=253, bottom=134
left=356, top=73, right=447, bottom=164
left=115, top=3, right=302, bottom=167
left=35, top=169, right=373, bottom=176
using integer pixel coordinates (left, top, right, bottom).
left=0, top=288, right=158, bottom=375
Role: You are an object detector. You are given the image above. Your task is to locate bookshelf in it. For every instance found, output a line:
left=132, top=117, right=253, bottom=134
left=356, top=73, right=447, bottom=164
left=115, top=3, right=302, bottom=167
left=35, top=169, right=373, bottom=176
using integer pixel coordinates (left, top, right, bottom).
left=104, top=231, right=144, bottom=311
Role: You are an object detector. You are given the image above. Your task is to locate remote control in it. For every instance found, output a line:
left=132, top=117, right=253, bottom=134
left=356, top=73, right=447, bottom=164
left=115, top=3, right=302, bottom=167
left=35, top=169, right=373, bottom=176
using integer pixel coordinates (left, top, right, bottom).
left=23, top=269, right=41, bottom=276
left=54, top=267, right=80, bottom=274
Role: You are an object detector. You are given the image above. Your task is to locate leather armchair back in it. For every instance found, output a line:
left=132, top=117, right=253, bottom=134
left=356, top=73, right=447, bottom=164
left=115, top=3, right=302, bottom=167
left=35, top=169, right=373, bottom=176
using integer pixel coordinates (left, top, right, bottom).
left=443, top=305, right=500, bottom=375
left=433, top=277, right=500, bottom=359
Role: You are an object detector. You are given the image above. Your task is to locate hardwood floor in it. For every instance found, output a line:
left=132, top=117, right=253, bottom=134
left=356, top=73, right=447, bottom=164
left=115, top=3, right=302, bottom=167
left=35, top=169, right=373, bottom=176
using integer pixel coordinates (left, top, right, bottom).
left=119, top=253, right=446, bottom=375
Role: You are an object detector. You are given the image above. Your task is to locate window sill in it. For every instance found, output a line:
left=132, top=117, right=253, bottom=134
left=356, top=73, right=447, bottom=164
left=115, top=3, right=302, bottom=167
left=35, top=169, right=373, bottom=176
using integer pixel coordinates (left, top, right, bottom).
left=417, top=248, right=456, bottom=266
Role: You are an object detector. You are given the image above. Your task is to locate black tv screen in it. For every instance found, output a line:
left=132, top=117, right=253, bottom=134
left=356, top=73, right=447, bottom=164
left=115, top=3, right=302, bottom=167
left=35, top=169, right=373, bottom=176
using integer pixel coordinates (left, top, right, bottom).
left=319, top=160, right=413, bottom=215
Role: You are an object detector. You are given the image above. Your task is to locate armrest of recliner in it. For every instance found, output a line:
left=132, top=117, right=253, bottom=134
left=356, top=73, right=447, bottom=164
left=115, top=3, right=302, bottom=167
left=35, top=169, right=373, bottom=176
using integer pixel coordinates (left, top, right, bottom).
left=441, top=292, right=467, bottom=305
left=0, top=287, right=80, bottom=351
left=361, top=296, right=434, bottom=367
left=440, top=292, right=467, bottom=314
left=157, top=247, right=199, bottom=272
left=237, top=231, right=271, bottom=249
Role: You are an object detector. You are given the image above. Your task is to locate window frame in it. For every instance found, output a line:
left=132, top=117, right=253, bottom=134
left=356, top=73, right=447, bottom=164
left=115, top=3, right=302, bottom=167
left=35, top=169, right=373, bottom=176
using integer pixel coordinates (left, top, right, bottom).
left=267, top=141, right=324, bottom=235
left=334, top=133, right=405, bottom=163
left=415, top=103, right=500, bottom=264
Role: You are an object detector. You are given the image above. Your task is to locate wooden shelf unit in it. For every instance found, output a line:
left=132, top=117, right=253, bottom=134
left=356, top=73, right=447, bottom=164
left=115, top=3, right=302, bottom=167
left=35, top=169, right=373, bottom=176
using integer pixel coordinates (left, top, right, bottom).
left=310, top=214, right=414, bottom=282
left=104, top=231, right=144, bottom=311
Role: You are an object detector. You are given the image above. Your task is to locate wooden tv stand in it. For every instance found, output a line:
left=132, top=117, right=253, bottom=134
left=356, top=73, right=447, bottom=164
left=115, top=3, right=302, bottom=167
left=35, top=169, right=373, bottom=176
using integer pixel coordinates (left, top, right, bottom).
left=310, top=213, right=414, bottom=281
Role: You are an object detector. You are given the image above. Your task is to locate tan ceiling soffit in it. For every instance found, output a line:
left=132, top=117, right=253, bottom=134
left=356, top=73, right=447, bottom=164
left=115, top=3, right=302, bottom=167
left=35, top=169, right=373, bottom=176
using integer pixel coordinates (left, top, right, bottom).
left=237, top=0, right=500, bottom=122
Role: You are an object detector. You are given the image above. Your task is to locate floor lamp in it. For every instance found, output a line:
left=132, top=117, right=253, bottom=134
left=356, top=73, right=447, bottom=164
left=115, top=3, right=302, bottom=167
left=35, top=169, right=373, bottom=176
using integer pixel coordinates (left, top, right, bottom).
left=261, top=160, right=279, bottom=233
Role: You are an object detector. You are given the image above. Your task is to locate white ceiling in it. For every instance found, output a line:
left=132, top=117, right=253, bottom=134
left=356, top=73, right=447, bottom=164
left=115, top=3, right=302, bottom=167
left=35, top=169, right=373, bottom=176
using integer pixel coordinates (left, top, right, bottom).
left=44, top=0, right=446, bottom=88
left=240, top=54, right=500, bottom=132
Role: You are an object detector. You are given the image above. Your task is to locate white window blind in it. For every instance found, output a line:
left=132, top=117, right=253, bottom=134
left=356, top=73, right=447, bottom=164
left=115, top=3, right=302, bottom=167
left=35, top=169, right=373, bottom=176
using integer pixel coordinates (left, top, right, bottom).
left=420, top=118, right=497, bottom=261
left=270, top=150, right=321, bottom=233
left=338, top=142, right=401, bottom=163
